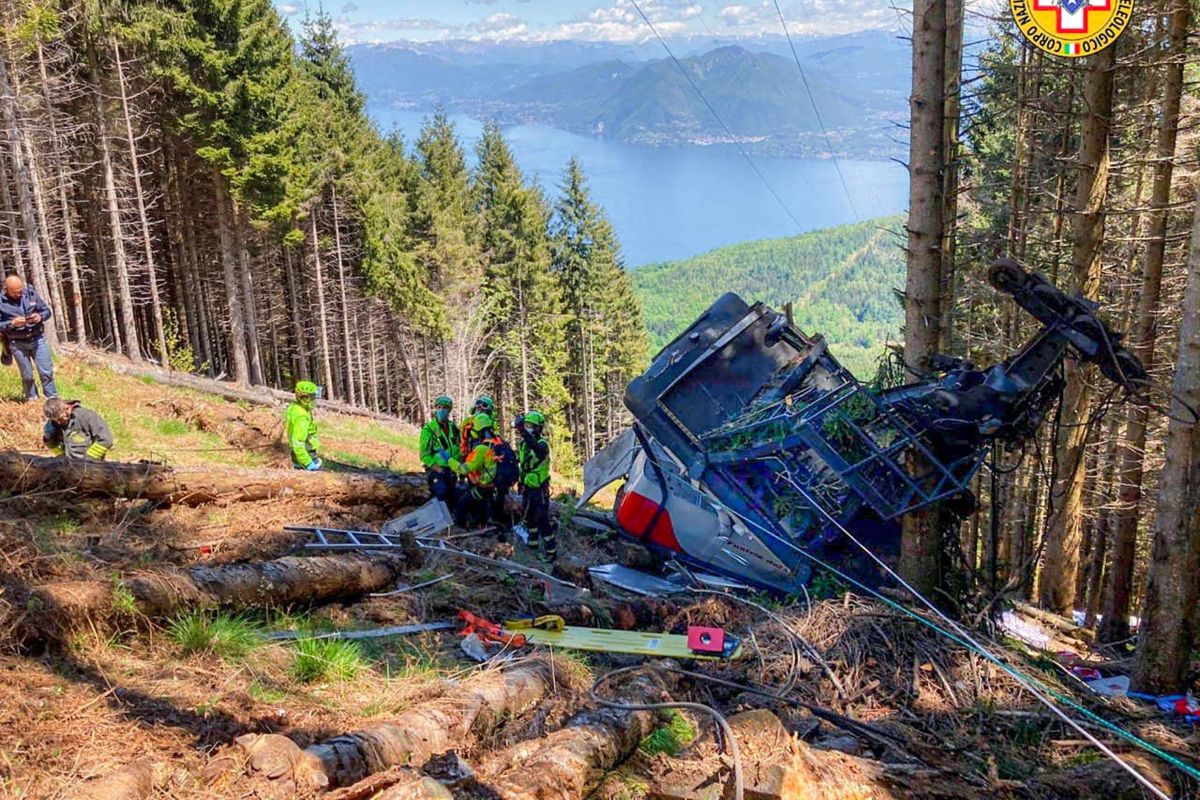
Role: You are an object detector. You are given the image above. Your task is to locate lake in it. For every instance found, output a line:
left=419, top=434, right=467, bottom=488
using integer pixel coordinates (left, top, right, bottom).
left=370, top=105, right=909, bottom=267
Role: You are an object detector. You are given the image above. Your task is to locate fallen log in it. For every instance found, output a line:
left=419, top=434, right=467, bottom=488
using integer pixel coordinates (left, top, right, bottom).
left=18, top=552, right=412, bottom=644
left=0, top=451, right=427, bottom=508
left=241, top=659, right=557, bottom=791
left=473, top=669, right=671, bottom=799
left=371, top=773, right=453, bottom=800
left=152, top=397, right=280, bottom=452
left=63, top=344, right=403, bottom=423
left=328, top=768, right=453, bottom=800
left=722, top=710, right=983, bottom=800
left=77, top=760, right=163, bottom=800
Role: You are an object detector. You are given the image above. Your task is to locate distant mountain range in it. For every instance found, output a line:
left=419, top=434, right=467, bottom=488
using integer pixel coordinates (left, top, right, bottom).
left=348, top=32, right=909, bottom=159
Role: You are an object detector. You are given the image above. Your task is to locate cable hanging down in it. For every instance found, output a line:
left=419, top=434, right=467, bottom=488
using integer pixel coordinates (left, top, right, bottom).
left=628, top=0, right=806, bottom=233
left=772, top=0, right=861, bottom=222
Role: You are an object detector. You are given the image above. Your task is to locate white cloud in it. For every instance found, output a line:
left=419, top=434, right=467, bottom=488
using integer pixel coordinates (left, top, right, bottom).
left=278, top=2, right=300, bottom=15
left=333, top=17, right=457, bottom=43
left=330, top=0, right=907, bottom=45
left=469, top=12, right=529, bottom=38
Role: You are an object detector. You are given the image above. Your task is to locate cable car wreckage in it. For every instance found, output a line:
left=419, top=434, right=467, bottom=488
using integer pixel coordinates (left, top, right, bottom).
left=579, top=259, right=1148, bottom=595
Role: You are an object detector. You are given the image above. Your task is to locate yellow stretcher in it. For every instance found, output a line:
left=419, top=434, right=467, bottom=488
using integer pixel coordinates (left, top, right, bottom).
left=502, top=615, right=743, bottom=661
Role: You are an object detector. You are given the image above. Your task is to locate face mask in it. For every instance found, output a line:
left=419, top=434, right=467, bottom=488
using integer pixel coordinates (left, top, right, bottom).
left=436, top=408, right=450, bottom=422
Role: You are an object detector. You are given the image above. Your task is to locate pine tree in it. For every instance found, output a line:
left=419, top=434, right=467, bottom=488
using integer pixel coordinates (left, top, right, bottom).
left=551, top=157, right=647, bottom=460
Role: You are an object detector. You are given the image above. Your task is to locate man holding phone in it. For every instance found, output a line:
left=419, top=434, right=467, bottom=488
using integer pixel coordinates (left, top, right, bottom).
left=0, top=275, right=56, bottom=401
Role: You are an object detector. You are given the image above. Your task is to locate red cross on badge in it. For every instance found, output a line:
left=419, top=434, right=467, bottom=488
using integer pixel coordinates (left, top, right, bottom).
left=1033, top=0, right=1111, bottom=33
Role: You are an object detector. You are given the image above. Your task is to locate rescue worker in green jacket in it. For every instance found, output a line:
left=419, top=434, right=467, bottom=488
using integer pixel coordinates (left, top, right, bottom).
left=419, top=395, right=461, bottom=506
left=42, top=398, right=113, bottom=461
left=516, top=409, right=555, bottom=561
left=453, top=412, right=504, bottom=528
left=285, top=381, right=323, bottom=470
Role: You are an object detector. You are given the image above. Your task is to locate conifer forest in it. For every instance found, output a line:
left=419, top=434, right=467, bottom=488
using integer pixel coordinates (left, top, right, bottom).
left=1, top=0, right=1200, bottom=797
left=0, top=0, right=646, bottom=470
left=904, top=0, right=1200, bottom=695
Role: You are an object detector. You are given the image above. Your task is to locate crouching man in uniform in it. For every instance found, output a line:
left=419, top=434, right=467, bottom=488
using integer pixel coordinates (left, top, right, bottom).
left=43, top=398, right=113, bottom=461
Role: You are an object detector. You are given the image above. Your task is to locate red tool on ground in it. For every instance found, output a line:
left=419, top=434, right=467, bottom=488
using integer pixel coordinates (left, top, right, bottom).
left=457, top=610, right=526, bottom=648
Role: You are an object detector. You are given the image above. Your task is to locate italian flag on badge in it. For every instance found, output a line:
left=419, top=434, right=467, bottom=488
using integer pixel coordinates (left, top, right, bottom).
left=1062, top=42, right=1081, bottom=55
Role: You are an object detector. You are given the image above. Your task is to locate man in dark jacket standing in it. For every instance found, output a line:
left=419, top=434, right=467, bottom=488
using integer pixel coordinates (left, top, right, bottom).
left=0, top=275, right=56, bottom=401
left=43, top=398, right=113, bottom=461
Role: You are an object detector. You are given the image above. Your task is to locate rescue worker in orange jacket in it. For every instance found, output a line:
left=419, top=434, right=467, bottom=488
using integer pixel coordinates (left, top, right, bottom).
left=458, top=395, right=496, bottom=460
left=453, top=412, right=506, bottom=529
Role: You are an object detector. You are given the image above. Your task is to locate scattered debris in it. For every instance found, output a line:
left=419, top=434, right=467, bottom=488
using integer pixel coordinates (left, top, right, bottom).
left=418, top=537, right=586, bottom=602
left=380, top=499, right=454, bottom=539
left=590, top=563, right=685, bottom=597
left=294, top=524, right=419, bottom=550
left=264, top=621, right=455, bottom=641
left=369, top=572, right=455, bottom=597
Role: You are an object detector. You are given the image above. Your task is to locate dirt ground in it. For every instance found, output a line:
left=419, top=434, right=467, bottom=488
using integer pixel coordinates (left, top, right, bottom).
left=1, top=354, right=1197, bottom=800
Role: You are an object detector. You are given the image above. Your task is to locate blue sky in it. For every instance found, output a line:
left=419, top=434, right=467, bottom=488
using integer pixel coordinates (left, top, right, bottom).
left=271, top=0, right=913, bottom=45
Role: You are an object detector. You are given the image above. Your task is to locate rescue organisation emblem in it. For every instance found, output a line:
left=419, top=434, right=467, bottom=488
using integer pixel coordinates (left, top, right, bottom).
left=1009, top=0, right=1133, bottom=58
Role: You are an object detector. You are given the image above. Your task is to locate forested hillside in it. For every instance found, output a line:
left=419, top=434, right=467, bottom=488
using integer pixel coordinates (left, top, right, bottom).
left=0, top=1, right=647, bottom=469
left=634, top=217, right=904, bottom=377
left=902, top=0, right=1200, bottom=696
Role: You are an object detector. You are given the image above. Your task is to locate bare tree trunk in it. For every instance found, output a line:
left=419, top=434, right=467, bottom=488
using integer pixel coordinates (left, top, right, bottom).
left=1039, top=47, right=1115, bottom=615
left=35, top=39, right=86, bottom=343
left=938, top=0, right=963, bottom=353
left=212, top=171, right=249, bottom=383
left=900, top=0, right=948, bottom=594
left=0, top=146, right=25, bottom=274
left=112, top=41, right=167, bottom=365
left=0, top=42, right=56, bottom=342
left=283, top=243, right=306, bottom=380
left=309, top=213, right=335, bottom=395
left=18, top=120, right=65, bottom=341
left=1100, top=0, right=1191, bottom=644
left=87, top=41, right=140, bottom=360
left=330, top=186, right=357, bottom=405
left=180, top=171, right=213, bottom=375
left=233, top=209, right=264, bottom=385
left=1133, top=179, right=1200, bottom=693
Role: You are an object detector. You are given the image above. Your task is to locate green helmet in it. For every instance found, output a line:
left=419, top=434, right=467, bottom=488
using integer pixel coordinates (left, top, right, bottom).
left=473, top=412, right=495, bottom=433
left=295, top=380, right=319, bottom=398
left=474, top=395, right=495, bottom=414
left=523, top=410, right=546, bottom=427
left=434, top=394, right=453, bottom=409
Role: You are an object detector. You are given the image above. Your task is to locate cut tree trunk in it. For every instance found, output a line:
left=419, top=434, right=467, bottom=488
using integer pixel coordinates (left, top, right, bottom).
left=473, top=669, right=671, bottom=799
left=77, top=760, right=163, bottom=800
left=240, top=659, right=557, bottom=791
left=61, top=344, right=403, bottom=422
left=17, top=552, right=412, bottom=645
left=0, top=452, right=427, bottom=508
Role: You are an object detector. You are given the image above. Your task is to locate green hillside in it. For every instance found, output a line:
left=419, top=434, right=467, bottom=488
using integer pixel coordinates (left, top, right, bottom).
left=633, top=217, right=905, bottom=378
